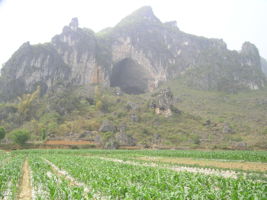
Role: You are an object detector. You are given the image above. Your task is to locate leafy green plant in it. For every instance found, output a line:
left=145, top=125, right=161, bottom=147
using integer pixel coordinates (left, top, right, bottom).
left=42, top=153, right=267, bottom=199
left=0, top=154, right=24, bottom=199
left=29, top=155, right=86, bottom=199
left=10, top=129, right=30, bottom=146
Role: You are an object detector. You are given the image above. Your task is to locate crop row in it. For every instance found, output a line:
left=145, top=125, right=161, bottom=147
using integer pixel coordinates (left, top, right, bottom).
left=0, top=154, right=24, bottom=200
left=44, top=154, right=267, bottom=200
left=89, top=149, right=267, bottom=162
left=19, top=149, right=267, bottom=162
left=29, top=155, right=86, bottom=200
left=0, top=151, right=9, bottom=163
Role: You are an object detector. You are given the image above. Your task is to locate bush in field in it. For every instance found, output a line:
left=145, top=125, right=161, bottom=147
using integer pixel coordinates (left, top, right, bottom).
left=0, top=126, right=6, bottom=141
left=11, top=129, right=30, bottom=146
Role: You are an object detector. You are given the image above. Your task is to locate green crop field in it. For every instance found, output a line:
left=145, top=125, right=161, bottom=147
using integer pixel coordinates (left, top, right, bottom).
left=0, top=149, right=266, bottom=199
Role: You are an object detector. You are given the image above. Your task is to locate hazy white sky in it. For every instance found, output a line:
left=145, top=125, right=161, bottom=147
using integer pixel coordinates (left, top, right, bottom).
left=0, top=0, right=266, bottom=68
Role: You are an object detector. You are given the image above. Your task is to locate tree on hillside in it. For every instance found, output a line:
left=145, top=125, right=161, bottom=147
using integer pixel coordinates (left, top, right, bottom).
left=17, top=86, right=40, bottom=121
left=0, top=127, right=6, bottom=142
left=11, top=129, right=30, bottom=146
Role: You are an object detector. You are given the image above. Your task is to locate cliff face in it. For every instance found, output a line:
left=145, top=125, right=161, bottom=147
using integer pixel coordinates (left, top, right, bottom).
left=261, top=57, right=267, bottom=76
left=51, top=18, right=110, bottom=86
left=0, top=42, right=70, bottom=100
left=0, top=6, right=266, bottom=101
left=183, top=41, right=266, bottom=92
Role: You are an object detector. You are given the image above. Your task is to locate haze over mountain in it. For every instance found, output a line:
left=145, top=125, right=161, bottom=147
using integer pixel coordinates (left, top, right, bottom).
left=0, top=6, right=266, bottom=100
left=1, top=0, right=267, bottom=69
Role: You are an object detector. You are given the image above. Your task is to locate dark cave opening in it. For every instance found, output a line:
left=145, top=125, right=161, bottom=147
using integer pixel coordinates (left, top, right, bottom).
left=110, top=58, right=151, bottom=94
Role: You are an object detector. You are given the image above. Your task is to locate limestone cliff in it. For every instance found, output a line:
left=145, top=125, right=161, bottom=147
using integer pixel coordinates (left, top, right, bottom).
left=0, top=6, right=266, bottom=101
left=51, top=18, right=110, bottom=86
left=261, top=57, right=267, bottom=76
left=0, top=42, right=70, bottom=100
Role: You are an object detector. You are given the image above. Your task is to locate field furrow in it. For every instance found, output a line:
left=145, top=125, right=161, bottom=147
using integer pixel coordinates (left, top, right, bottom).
left=138, top=156, right=267, bottom=172
left=29, top=155, right=89, bottom=200
left=96, top=156, right=239, bottom=178
left=43, top=158, right=90, bottom=192
left=43, top=154, right=267, bottom=199
left=43, top=158, right=106, bottom=200
left=18, top=159, right=32, bottom=200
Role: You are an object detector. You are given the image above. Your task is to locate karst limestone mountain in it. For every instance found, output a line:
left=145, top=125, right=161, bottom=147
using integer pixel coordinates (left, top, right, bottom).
left=0, top=6, right=266, bottom=101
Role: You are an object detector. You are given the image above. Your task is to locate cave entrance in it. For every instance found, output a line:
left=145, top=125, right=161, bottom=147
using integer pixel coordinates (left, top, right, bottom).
left=110, top=58, right=151, bottom=94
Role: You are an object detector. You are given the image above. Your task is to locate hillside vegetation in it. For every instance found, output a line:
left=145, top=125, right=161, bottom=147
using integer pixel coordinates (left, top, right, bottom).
left=0, top=79, right=266, bottom=149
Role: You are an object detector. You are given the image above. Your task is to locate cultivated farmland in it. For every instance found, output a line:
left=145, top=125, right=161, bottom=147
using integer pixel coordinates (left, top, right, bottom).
left=0, top=149, right=266, bottom=199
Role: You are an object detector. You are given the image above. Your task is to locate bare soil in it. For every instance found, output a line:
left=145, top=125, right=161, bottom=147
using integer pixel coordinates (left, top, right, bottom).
left=138, top=157, right=267, bottom=172
left=18, top=159, right=32, bottom=200
left=44, top=140, right=95, bottom=145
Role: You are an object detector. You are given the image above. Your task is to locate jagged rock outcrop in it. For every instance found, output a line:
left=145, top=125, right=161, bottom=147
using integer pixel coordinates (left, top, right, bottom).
left=115, top=124, right=136, bottom=146
left=150, top=88, right=178, bottom=117
left=0, top=6, right=266, bottom=101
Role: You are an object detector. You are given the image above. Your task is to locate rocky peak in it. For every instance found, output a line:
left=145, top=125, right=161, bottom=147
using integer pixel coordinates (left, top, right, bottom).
left=241, top=42, right=260, bottom=57
left=210, top=39, right=227, bottom=49
left=239, top=41, right=261, bottom=71
left=164, top=21, right=179, bottom=30
left=117, top=6, right=161, bottom=26
left=69, top=17, right=79, bottom=31
left=132, top=6, right=156, bottom=19
left=20, top=41, right=31, bottom=49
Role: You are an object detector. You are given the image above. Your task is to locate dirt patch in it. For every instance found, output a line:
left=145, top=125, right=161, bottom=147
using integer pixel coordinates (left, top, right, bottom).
left=44, top=140, right=95, bottom=145
left=138, top=157, right=267, bottom=172
left=119, top=146, right=141, bottom=150
left=18, top=159, right=32, bottom=200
